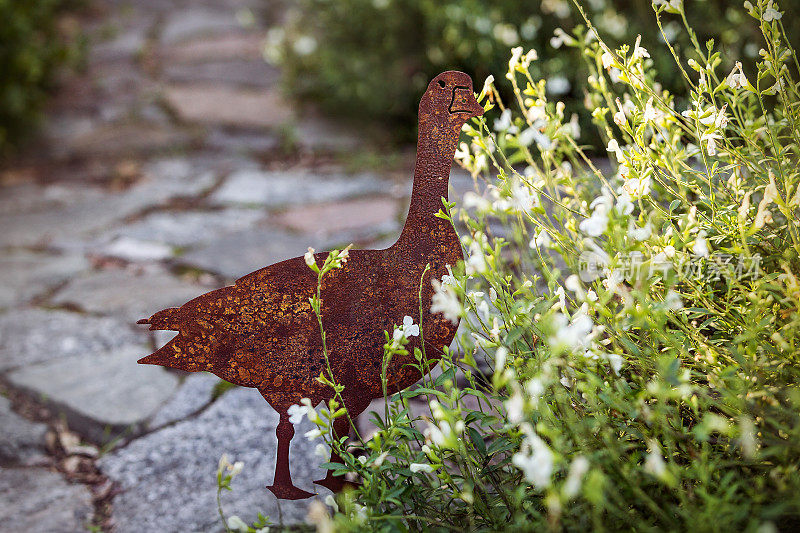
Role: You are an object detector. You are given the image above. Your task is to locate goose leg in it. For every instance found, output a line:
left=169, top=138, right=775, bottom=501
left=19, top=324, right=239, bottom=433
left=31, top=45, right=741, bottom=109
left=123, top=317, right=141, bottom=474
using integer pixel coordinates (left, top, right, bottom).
left=313, top=414, right=359, bottom=492
left=267, top=412, right=314, bottom=500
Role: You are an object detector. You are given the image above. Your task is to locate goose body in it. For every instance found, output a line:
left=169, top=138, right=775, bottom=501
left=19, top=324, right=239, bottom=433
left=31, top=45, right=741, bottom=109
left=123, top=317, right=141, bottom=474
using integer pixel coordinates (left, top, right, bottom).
left=138, top=71, right=484, bottom=499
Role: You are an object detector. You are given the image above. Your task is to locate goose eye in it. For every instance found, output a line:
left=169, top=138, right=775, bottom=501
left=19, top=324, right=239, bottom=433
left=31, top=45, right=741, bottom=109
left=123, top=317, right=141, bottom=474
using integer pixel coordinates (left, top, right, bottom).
left=437, top=80, right=446, bottom=88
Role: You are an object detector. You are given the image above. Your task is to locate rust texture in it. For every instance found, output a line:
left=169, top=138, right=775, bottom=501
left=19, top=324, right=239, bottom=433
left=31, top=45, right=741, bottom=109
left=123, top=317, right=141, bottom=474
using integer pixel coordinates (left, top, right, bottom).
left=137, top=71, right=484, bottom=500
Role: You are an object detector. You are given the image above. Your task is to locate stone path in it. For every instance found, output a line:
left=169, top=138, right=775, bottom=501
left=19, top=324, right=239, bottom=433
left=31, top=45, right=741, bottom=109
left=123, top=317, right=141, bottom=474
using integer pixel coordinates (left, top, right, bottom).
left=0, top=0, right=485, bottom=531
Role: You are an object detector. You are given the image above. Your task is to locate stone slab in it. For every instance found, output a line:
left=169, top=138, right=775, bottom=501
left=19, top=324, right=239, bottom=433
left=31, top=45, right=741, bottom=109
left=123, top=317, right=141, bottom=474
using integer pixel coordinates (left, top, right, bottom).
left=165, top=85, right=292, bottom=128
left=0, top=309, right=145, bottom=372
left=0, top=396, right=48, bottom=467
left=160, top=7, right=245, bottom=45
left=210, top=167, right=388, bottom=208
left=272, top=196, right=400, bottom=238
left=99, top=208, right=265, bottom=249
left=149, top=372, right=220, bottom=428
left=177, top=228, right=332, bottom=280
left=0, top=250, right=89, bottom=309
left=99, top=237, right=175, bottom=262
left=99, top=387, right=329, bottom=532
left=50, top=268, right=207, bottom=322
left=0, top=467, right=93, bottom=533
left=8, top=345, right=179, bottom=444
left=163, top=59, right=280, bottom=88
left=159, top=33, right=265, bottom=63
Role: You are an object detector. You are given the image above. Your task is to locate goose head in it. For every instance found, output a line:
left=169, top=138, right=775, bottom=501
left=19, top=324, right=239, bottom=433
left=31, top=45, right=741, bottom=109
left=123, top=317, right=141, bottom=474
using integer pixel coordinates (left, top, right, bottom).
left=418, top=71, right=484, bottom=131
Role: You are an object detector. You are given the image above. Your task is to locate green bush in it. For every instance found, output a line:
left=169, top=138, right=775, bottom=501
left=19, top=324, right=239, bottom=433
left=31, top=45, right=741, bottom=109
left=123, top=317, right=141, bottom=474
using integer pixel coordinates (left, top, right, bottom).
left=270, top=0, right=798, bottom=141
left=219, top=1, right=799, bottom=531
left=0, top=0, right=79, bottom=155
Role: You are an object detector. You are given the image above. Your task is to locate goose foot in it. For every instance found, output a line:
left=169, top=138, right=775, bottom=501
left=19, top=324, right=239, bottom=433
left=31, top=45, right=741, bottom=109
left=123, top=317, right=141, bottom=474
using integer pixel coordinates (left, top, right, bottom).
left=313, top=475, right=360, bottom=493
left=266, top=483, right=314, bottom=500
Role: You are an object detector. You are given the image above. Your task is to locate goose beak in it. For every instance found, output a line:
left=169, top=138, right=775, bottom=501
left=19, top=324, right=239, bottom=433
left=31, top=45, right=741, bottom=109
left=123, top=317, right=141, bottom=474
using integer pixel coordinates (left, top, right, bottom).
left=450, top=86, right=484, bottom=118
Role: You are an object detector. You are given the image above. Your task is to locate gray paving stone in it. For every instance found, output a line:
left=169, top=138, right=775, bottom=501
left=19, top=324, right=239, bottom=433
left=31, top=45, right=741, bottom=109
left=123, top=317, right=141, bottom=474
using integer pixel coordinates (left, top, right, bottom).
left=99, top=208, right=266, bottom=248
left=8, top=345, right=179, bottom=444
left=0, top=250, right=89, bottom=309
left=0, top=183, right=97, bottom=217
left=205, top=128, right=280, bottom=154
left=0, top=188, right=126, bottom=248
left=50, top=268, right=207, bottom=322
left=0, top=309, right=145, bottom=372
left=0, top=396, right=48, bottom=466
left=0, top=158, right=215, bottom=249
left=164, top=85, right=292, bottom=128
left=272, top=195, right=400, bottom=239
left=99, top=387, right=329, bottom=532
left=163, top=59, right=280, bottom=88
left=99, top=237, right=175, bottom=262
left=123, top=157, right=218, bottom=207
left=0, top=467, right=93, bottom=533
left=177, top=228, right=331, bottom=280
left=161, top=7, right=245, bottom=45
left=210, top=167, right=388, bottom=208
left=149, top=372, right=220, bottom=428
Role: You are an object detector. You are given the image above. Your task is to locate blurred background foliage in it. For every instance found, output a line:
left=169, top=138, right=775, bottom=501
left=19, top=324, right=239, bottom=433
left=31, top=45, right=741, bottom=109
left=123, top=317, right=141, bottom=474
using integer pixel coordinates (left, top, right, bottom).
left=0, top=0, right=82, bottom=155
left=270, top=0, right=799, bottom=142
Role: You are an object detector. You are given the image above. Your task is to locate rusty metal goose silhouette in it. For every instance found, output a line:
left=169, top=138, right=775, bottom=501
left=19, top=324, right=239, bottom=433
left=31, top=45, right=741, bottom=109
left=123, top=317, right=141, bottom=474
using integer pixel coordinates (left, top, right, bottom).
left=137, top=71, right=484, bottom=500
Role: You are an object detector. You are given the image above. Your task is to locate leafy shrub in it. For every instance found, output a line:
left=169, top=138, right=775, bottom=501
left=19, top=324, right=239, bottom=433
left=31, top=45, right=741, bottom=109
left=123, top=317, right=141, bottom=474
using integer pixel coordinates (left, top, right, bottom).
left=253, top=1, right=800, bottom=531
left=269, top=0, right=798, bottom=141
left=0, top=0, right=80, bottom=154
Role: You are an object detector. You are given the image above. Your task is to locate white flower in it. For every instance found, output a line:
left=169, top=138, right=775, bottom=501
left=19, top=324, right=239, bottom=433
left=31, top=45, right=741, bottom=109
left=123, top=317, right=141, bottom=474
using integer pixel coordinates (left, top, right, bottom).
left=643, top=97, right=661, bottom=123
left=431, top=280, right=461, bottom=324
left=230, top=461, right=244, bottom=477
left=644, top=441, right=667, bottom=477
left=505, top=389, right=525, bottom=423
left=525, top=378, right=545, bottom=402
left=606, top=139, right=624, bottom=161
left=563, top=456, right=590, bottom=498
left=763, top=1, right=782, bottom=21
left=393, top=315, right=420, bottom=342
left=493, top=109, right=515, bottom=132
left=478, top=75, right=494, bottom=101
left=628, top=222, right=652, bottom=241
left=304, top=247, right=315, bottom=268
left=701, top=132, right=722, bottom=156
left=601, top=50, right=615, bottom=69
left=530, top=229, right=552, bottom=249
left=287, top=404, right=307, bottom=424
left=465, top=240, right=488, bottom=274
left=324, top=494, right=339, bottom=511
left=632, top=42, right=650, bottom=59
left=615, top=192, right=634, bottom=215
left=512, top=431, right=554, bottom=489
left=227, top=516, right=250, bottom=532
left=565, top=274, right=586, bottom=300
left=463, top=191, right=491, bottom=211
left=623, top=175, right=651, bottom=197
left=373, top=451, right=389, bottom=467
left=613, top=110, right=626, bottom=126
left=664, top=290, right=683, bottom=310
left=755, top=173, right=779, bottom=229
left=606, top=352, right=624, bottom=373
left=519, top=127, right=553, bottom=150
left=549, top=312, right=594, bottom=353
left=579, top=206, right=609, bottom=236
left=692, top=232, right=710, bottom=257
left=292, top=35, right=318, bottom=56
left=550, top=28, right=574, bottom=49
left=410, top=462, right=434, bottom=473
left=314, top=443, right=328, bottom=458
left=507, top=46, right=524, bottom=74
left=304, top=428, right=323, bottom=440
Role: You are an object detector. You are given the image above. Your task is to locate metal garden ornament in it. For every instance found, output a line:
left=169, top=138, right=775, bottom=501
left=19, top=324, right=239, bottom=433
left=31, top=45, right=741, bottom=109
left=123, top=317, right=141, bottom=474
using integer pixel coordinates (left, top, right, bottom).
left=137, top=71, right=484, bottom=499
